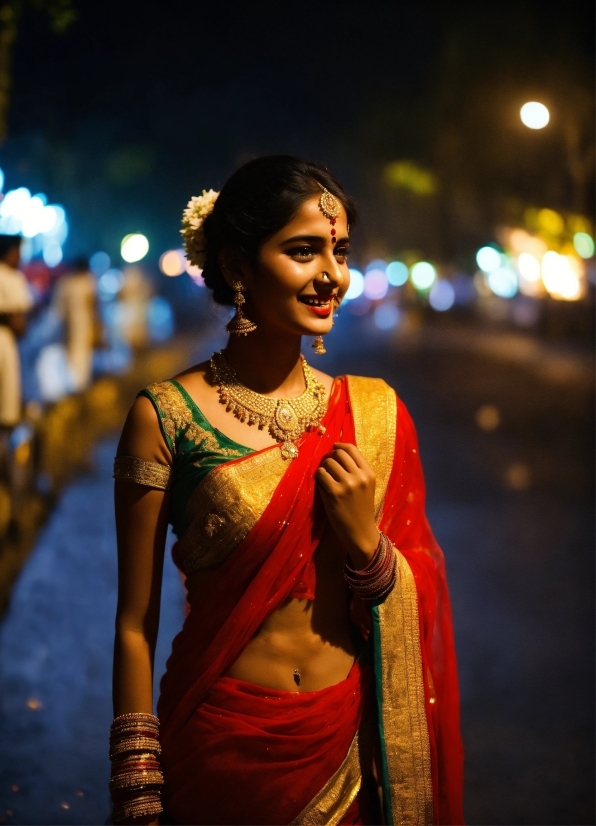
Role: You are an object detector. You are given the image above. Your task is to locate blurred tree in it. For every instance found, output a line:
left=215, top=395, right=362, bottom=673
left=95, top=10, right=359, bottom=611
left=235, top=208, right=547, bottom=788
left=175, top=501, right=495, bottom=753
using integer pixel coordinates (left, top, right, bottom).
left=0, top=0, right=75, bottom=143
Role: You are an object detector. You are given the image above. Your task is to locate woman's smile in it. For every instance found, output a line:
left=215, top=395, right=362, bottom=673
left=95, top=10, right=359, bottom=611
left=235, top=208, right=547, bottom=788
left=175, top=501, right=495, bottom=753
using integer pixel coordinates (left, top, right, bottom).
left=298, top=293, right=336, bottom=317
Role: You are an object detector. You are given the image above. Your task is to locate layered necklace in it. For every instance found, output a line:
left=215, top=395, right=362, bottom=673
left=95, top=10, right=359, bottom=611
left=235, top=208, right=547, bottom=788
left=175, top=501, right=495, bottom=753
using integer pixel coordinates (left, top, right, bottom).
left=210, top=351, right=327, bottom=460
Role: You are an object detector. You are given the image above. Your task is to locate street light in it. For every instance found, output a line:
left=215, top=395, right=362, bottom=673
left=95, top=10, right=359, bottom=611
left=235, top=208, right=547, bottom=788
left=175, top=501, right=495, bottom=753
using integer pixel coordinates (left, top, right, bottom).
left=520, top=101, right=550, bottom=129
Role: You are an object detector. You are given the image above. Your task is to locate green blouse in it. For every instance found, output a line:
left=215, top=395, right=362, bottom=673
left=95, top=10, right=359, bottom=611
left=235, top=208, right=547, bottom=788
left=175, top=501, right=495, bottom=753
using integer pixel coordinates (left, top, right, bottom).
left=139, top=380, right=254, bottom=539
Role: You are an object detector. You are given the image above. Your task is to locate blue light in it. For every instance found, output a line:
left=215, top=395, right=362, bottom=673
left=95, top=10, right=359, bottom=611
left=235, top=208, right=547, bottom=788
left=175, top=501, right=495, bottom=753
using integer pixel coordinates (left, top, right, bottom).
left=429, top=280, right=455, bottom=311
left=90, top=251, right=111, bottom=276
left=386, top=261, right=408, bottom=286
left=476, top=246, right=501, bottom=273
left=373, top=303, right=400, bottom=330
left=487, top=267, right=518, bottom=298
left=344, top=268, right=364, bottom=300
left=365, top=259, right=387, bottom=273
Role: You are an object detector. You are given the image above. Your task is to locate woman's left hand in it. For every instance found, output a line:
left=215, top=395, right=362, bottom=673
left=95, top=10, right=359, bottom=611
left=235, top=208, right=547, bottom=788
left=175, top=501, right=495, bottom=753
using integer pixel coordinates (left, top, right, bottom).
left=315, top=442, right=380, bottom=569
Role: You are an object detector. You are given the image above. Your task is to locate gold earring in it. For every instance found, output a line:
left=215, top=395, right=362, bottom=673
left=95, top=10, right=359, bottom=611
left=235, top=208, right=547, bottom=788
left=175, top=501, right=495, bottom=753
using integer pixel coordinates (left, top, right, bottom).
left=312, top=335, right=326, bottom=355
left=226, top=281, right=257, bottom=335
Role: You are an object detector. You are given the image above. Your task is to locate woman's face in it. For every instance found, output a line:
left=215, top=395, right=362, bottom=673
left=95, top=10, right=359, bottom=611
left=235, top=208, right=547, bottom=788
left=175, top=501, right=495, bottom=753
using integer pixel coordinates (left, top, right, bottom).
left=241, top=194, right=351, bottom=338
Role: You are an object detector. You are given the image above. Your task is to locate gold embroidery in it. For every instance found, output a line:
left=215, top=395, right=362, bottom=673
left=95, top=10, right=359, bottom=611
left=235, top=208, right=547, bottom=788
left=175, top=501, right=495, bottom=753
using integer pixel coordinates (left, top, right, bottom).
left=346, top=376, right=396, bottom=519
left=377, top=553, right=433, bottom=826
left=146, top=381, right=241, bottom=458
left=113, top=455, right=172, bottom=490
left=175, top=447, right=288, bottom=573
left=290, top=721, right=374, bottom=826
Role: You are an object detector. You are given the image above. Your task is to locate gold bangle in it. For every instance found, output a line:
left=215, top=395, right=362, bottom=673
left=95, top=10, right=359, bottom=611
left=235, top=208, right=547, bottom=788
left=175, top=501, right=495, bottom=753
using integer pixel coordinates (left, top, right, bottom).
left=110, top=737, right=162, bottom=758
left=109, top=770, right=164, bottom=791
left=111, top=712, right=160, bottom=723
left=113, top=456, right=172, bottom=490
left=112, top=795, right=163, bottom=822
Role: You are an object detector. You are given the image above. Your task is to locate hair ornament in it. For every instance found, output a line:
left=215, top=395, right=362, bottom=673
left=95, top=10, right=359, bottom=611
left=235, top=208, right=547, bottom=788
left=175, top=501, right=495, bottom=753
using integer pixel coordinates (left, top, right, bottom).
left=318, top=186, right=341, bottom=244
left=181, top=189, right=219, bottom=269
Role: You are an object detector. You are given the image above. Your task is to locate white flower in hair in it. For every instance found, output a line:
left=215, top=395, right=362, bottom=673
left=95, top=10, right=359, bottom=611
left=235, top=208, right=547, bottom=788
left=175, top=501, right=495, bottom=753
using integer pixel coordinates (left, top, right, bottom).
left=180, top=188, right=219, bottom=269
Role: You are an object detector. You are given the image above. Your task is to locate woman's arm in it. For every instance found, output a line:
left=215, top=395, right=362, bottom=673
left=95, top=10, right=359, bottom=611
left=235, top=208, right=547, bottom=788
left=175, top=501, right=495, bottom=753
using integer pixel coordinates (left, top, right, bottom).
left=112, top=395, right=172, bottom=716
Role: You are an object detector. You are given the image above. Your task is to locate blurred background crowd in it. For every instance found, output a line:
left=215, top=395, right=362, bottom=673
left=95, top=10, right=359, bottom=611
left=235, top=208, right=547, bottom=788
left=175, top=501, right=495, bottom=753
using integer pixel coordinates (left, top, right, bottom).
left=0, top=0, right=593, bottom=823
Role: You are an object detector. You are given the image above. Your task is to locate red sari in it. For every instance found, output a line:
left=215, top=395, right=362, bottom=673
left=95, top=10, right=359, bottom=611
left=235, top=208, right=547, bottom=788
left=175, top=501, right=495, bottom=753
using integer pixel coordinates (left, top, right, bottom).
left=157, top=376, right=464, bottom=825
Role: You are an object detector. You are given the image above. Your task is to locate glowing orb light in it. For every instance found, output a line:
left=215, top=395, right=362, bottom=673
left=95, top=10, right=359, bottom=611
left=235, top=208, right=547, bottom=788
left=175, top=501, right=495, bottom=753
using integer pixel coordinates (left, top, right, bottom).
left=476, top=246, right=501, bottom=273
left=573, top=232, right=594, bottom=259
left=373, top=303, right=400, bottom=330
left=410, top=261, right=436, bottom=290
left=90, top=251, right=111, bottom=276
left=429, top=280, right=455, bottom=311
left=160, top=249, right=185, bottom=276
left=121, top=233, right=149, bottom=263
left=363, top=269, right=389, bottom=300
left=517, top=252, right=541, bottom=282
left=344, top=268, right=364, bottom=300
left=386, top=261, right=408, bottom=287
left=487, top=267, right=518, bottom=298
left=541, top=251, right=582, bottom=300
left=520, top=102, right=550, bottom=130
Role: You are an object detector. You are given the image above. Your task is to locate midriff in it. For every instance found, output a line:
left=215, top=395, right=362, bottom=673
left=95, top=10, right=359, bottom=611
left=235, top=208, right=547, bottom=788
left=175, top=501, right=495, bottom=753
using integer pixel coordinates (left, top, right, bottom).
left=184, top=535, right=360, bottom=692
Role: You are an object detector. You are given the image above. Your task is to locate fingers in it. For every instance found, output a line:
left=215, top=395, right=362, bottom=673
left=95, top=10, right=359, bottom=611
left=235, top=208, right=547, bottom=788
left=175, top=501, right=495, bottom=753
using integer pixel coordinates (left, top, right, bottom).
left=333, top=443, right=372, bottom=473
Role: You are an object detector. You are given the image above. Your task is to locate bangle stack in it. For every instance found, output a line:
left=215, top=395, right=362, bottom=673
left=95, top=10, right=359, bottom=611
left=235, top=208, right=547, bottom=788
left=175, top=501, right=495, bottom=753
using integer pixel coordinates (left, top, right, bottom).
left=109, top=712, right=164, bottom=823
left=344, top=532, right=397, bottom=603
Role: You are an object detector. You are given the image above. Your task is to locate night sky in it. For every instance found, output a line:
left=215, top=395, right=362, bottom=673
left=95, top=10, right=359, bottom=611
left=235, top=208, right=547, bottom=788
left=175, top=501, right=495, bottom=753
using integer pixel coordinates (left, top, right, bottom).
left=4, top=0, right=595, bottom=261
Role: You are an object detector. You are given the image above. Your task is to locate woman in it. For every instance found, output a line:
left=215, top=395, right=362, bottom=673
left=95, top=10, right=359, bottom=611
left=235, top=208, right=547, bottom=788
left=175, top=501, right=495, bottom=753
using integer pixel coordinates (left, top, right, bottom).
left=111, top=156, right=464, bottom=825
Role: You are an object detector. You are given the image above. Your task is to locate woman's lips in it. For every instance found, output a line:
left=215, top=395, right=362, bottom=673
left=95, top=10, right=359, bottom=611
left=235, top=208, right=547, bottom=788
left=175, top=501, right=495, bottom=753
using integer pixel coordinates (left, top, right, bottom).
left=299, top=295, right=334, bottom=318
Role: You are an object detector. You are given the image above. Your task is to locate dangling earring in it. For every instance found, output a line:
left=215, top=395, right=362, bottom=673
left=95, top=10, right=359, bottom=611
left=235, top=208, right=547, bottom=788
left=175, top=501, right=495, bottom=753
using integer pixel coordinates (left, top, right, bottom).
left=312, top=335, right=326, bottom=355
left=226, top=281, right=257, bottom=336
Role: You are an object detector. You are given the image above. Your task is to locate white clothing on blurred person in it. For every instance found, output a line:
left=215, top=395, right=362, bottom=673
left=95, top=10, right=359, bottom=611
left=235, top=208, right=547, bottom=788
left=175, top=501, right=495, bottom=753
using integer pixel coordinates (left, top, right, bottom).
left=0, top=262, right=33, bottom=426
left=53, top=269, right=97, bottom=391
left=118, top=265, right=151, bottom=348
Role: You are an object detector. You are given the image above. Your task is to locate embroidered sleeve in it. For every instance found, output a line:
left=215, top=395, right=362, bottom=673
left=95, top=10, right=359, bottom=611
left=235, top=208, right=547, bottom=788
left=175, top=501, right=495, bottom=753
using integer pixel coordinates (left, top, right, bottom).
left=113, top=455, right=172, bottom=490
left=144, top=381, right=242, bottom=458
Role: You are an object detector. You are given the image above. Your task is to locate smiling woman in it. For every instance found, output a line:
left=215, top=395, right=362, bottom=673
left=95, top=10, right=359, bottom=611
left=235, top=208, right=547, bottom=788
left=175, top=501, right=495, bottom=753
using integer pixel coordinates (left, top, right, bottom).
left=110, top=156, right=464, bottom=825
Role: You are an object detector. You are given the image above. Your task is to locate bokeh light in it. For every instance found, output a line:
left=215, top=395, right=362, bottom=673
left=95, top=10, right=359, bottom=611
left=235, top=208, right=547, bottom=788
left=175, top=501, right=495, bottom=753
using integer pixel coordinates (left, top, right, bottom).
left=410, top=261, right=436, bottom=290
left=365, top=259, right=387, bottom=273
left=0, top=168, right=4, bottom=192
left=160, top=249, right=185, bottom=276
left=42, top=241, right=63, bottom=268
left=517, top=252, right=541, bottom=282
left=373, top=303, right=400, bottom=330
left=573, top=232, right=594, bottom=259
left=363, top=269, right=389, bottom=300
left=386, top=261, right=408, bottom=286
left=476, top=246, right=501, bottom=273
left=344, top=268, right=364, bottom=300
left=487, top=267, right=518, bottom=298
left=121, top=233, right=149, bottom=263
left=90, top=251, right=111, bottom=276
left=98, top=268, right=124, bottom=300
left=520, top=101, right=550, bottom=129
left=541, top=252, right=582, bottom=300
left=476, top=404, right=501, bottom=431
left=429, top=280, right=455, bottom=311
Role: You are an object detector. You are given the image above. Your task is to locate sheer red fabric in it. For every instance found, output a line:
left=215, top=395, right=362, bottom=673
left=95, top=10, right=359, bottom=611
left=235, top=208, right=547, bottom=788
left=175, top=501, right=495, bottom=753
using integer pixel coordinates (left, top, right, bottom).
left=379, top=399, right=464, bottom=825
left=162, top=659, right=372, bottom=825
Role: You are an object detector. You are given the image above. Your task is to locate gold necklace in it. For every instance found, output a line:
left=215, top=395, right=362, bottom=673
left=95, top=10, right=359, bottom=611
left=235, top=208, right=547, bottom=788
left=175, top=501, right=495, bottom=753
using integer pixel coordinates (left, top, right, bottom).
left=210, top=351, right=327, bottom=460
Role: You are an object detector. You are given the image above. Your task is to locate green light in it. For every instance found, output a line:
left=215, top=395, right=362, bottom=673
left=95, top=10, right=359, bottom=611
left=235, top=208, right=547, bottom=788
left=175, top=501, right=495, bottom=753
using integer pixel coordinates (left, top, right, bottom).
left=573, top=232, right=594, bottom=259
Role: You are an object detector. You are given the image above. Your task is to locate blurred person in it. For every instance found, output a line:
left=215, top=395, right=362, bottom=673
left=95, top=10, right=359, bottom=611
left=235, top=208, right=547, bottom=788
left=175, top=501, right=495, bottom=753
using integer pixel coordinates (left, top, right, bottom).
left=53, top=257, right=99, bottom=392
left=0, top=235, right=33, bottom=429
left=112, top=157, right=464, bottom=825
left=118, top=264, right=151, bottom=348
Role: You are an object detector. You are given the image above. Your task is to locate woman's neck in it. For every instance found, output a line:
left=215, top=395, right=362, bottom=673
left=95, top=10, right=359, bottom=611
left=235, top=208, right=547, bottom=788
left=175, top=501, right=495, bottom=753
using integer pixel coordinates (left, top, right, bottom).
left=223, top=332, right=306, bottom=397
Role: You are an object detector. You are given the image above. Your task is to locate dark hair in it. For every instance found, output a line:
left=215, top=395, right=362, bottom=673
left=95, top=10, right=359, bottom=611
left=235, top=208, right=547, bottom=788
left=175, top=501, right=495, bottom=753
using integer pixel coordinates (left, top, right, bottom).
left=201, top=155, right=357, bottom=305
left=0, top=234, right=21, bottom=260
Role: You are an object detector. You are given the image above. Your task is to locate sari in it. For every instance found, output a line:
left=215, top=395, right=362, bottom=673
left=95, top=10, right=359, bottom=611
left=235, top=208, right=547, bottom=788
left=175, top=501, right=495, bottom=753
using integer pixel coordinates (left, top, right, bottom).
left=151, top=375, right=464, bottom=825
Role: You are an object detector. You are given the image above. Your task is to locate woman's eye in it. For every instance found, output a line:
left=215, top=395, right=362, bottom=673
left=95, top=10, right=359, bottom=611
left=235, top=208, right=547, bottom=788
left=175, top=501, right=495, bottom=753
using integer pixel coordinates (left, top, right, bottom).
left=290, top=246, right=314, bottom=260
left=334, top=246, right=350, bottom=259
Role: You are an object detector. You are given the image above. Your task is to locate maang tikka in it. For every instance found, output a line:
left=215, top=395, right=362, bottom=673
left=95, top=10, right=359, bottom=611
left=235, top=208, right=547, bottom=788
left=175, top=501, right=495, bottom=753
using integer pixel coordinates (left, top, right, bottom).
left=312, top=187, right=342, bottom=356
left=226, top=281, right=257, bottom=336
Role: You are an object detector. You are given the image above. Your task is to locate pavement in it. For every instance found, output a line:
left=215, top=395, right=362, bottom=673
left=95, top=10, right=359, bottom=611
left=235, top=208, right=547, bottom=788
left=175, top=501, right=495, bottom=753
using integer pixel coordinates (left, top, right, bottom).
left=0, top=317, right=593, bottom=825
